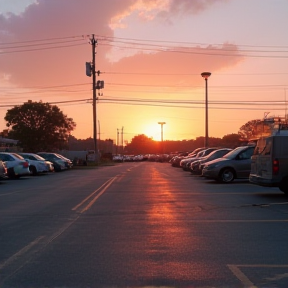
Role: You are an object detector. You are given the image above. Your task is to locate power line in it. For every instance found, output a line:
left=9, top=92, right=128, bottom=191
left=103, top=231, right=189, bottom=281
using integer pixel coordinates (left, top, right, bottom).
left=97, top=35, right=288, bottom=50
left=0, top=42, right=86, bottom=54
left=1, top=33, right=288, bottom=58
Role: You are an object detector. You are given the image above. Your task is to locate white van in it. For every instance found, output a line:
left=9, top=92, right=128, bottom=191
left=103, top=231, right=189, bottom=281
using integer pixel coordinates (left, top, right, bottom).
left=249, top=129, right=288, bottom=194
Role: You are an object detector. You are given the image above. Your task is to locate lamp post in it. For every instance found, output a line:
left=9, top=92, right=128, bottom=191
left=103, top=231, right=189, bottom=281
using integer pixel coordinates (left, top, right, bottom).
left=201, top=72, right=211, bottom=148
left=158, top=122, right=166, bottom=153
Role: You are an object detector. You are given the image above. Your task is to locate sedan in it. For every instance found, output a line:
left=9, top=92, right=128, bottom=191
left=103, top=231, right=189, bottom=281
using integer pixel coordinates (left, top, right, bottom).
left=202, top=145, right=255, bottom=183
left=37, top=152, right=68, bottom=172
left=190, top=148, right=232, bottom=175
left=0, top=152, right=30, bottom=178
left=18, top=153, right=53, bottom=175
left=54, top=153, right=73, bottom=169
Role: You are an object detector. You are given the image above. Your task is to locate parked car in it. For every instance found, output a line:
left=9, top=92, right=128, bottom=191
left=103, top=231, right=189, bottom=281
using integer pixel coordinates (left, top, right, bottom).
left=249, top=132, right=288, bottom=194
left=37, top=152, right=68, bottom=172
left=202, top=145, right=255, bottom=183
left=181, top=147, right=219, bottom=171
left=0, top=152, right=30, bottom=178
left=190, top=148, right=232, bottom=174
left=0, top=160, right=7, bottom=180
left=54, top=153, right=73, bottom=169
left=170, top=151, right=191, bottom=167
left=18, top=153, right=52, bottom=175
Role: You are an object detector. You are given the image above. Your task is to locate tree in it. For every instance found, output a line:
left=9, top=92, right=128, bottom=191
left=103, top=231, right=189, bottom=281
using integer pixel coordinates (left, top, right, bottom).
left=5, top=101, right=76, bottom=152
left=238, top=119, right=262, bottom=141
left=238, top=119, right=273, bottom=141
left=125, top=134, right=157, bottom=154
left=221, top=133, right=242, bottom=148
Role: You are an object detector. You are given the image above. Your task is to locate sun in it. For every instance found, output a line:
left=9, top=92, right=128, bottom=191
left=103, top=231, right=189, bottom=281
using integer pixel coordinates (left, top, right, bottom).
left=142, top=123, right=165, bottom=141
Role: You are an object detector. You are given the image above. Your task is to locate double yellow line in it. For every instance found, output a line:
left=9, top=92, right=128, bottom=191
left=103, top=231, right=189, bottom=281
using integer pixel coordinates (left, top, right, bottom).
left=72, top=176, right=117, bottom=214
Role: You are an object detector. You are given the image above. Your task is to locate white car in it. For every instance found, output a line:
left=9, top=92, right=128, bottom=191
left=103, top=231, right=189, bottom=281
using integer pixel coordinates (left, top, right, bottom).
left=0, top=152, right=30, bottom=178
left=18, top=153, right=52, bottom=175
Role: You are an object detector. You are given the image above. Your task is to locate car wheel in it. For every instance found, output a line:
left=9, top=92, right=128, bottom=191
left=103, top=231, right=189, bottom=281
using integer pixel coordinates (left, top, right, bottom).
left=29, top=166, right=37, bottom=176
left=279, top=176, right=288, bottom=194
left=219, top=168, right=235, bottom=183
left=7, top=167, right=15, bottom=178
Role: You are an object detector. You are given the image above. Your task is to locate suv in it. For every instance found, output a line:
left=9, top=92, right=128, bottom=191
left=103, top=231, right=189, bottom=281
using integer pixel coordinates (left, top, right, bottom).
left=249, top=132, right=288, bottom=194
left=202, top=145, right=255, bottom=183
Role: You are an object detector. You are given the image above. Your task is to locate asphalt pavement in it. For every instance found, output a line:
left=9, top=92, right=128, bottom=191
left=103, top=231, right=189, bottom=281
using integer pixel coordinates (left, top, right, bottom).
left=0, top=162, right=287, bottom=287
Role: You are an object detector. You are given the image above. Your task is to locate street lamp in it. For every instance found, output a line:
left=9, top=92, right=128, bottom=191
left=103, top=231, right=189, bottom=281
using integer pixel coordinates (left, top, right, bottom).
left=158, top=122, right=166, bottom=153
left=201, top=72, right=211, bottom=148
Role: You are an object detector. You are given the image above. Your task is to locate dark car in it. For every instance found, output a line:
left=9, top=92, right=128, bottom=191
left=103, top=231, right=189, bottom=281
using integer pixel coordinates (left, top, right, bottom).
left=202, top=145, right=255, bottom=183
left=182, top=147, right=220, bottom=171
left=37, top=152, right=69, bottom=172
left=190, top=148, right=232, bottom=174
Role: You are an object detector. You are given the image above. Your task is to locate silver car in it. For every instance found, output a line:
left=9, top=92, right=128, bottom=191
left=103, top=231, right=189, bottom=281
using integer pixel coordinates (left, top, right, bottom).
left=18, top=153, right=51, bottom=175
left=0, top=152, right=30, bottom=178
left=202, top=145, right=255, bottom=183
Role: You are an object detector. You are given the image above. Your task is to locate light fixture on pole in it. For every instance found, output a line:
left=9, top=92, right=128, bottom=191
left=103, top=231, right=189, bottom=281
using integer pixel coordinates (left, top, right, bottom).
left=201, top=72, right=211, bottom=148
left=158, top=122, right=166, bottom=153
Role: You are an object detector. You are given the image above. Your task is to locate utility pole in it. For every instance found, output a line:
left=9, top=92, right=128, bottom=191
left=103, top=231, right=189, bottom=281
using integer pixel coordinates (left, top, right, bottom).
left=98, top=120, right=101, bottom=151
left=91, top=34, right=98, bottom=161
left=116, top=128, right=119, bottom=154
left=158, top=122, right=166, bottom=154
left=121, top=127, right=124, bottom=153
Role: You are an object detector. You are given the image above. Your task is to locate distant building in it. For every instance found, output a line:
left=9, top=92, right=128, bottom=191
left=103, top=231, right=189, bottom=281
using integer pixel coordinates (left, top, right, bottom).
left=0, top=137, right=19, bottom=152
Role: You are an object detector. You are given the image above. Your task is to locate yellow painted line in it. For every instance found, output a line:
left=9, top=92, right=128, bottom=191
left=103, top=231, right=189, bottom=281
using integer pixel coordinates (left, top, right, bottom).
left=72, top=177, right=117, bottom=212
left=72, top=177, right=117, bottom=213
left=80, top=177, right=117, bottom=213
left=186, top=219, right=288, bottom=223
left=266, top=272, right=288, bottom=281
left=116, top=174, right=125, bottom=182
left=227, top=264, right=257, bottom=288
left=0, top=236, right=44, bottom=270
left=235, top=264, right=288, bottom=268
left=228, top=264, right=288, bottom=288
left=0, top=191, right=23, bottom=197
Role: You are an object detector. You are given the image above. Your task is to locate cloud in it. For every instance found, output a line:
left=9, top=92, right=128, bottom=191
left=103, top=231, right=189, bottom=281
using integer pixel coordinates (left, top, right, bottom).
left=0, top=0, right=236, bottom=90
left=0, top=0, right=246, bottom=141
left=105, top=43, right=243, bottom=92
left=110, top=0, right=228, bottom=27
left=0, top=0, right=134, bottom=87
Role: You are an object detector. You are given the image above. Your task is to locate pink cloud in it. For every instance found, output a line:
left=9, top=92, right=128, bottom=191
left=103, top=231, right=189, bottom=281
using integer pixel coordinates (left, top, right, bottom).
left=0, top=0, right=238, bottom=91
left=0, top=0, right=134, bottom=87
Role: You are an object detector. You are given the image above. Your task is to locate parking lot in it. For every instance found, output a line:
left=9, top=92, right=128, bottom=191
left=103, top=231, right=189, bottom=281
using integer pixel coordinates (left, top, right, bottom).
left=1, top=161, right=287, bottom=287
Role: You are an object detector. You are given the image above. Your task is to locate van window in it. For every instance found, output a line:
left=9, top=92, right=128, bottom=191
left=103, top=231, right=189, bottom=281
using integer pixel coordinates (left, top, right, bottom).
left=262, top=138, right=272, bottom=155
left=253, top=137, right=271, bottom=155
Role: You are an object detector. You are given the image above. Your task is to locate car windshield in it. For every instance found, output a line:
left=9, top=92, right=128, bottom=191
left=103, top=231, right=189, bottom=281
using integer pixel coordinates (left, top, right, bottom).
left=23, top=154, right=46, bottom=161
left=222, top=147, right=247, bottom=159
left=12, top=153, right=25, bottom=160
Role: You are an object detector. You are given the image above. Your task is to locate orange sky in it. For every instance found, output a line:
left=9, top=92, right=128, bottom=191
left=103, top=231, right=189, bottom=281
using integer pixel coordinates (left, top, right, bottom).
left=1, top=0, right=288, bottom=143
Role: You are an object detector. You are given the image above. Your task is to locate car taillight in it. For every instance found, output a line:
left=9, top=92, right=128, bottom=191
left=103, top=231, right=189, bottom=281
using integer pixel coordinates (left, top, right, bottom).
left=22, top=161, right=29, bottom=168
left=272, top=158, right=279, bottom=175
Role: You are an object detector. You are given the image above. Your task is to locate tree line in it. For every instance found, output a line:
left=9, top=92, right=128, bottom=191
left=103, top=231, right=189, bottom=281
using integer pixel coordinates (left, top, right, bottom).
left=1, top=100, right=281, bottom=155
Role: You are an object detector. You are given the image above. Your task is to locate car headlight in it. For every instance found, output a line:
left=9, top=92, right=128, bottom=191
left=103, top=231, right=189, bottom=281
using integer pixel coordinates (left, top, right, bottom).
left=205, top=163, right=220, bottom=169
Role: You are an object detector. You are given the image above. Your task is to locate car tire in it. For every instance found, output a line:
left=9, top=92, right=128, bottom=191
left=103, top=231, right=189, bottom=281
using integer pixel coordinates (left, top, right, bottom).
left=219, top=168, right=235, bottom=183
left=7, top=167, right=15, bottom=178
left=29, top=166, right=37, bottom=176
left=279, top=176, right=288, bottom=194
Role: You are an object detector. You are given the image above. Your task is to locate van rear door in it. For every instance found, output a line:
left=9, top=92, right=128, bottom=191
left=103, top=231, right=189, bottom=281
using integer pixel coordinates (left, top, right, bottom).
left=250, top=137, right=273, bottom=181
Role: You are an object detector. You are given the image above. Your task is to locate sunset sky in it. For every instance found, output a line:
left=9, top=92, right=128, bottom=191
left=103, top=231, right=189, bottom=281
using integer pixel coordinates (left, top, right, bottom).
left=0, top=0, right=288, bottom=144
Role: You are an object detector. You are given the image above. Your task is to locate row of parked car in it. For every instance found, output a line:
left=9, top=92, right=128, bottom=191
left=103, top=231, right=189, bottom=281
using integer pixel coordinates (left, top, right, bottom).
left=0, top=151, right=73, bottom=180
left=170, top=145, right=255, bottom=182
left=170, top=131, right=288, bottom=194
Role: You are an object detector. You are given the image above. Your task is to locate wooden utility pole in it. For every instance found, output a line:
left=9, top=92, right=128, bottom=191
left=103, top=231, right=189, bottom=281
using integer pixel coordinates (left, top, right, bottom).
left=91, top=34, right=98, bottom=160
